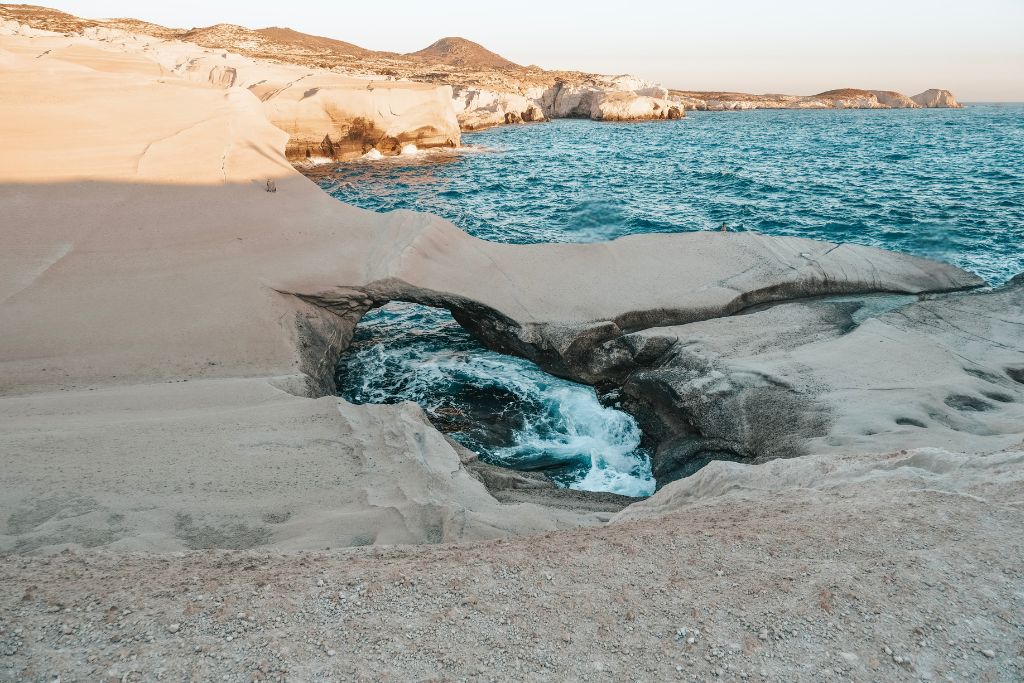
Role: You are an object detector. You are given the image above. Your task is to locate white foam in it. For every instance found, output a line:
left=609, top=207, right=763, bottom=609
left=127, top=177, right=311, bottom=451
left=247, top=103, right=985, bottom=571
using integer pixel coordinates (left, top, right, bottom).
left=341, top=303, right=656, bottom=496
left=399, top=143, right=419, bottom=156
left=360, top=149, right=383, bottom=161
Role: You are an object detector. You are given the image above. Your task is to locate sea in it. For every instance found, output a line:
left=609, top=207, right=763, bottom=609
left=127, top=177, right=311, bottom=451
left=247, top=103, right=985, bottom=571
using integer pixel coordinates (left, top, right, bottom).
left=320, top=105, right=1024, bottom=496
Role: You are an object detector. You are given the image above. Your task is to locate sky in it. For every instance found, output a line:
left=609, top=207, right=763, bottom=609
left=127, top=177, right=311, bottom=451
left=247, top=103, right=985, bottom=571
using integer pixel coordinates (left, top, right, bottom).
left=41, top=0, right=1024, bottom=100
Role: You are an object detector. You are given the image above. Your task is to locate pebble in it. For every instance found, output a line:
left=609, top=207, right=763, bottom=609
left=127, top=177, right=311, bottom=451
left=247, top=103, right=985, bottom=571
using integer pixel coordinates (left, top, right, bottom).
left=168, top=623, right=180, bottom=634
left=981, top=649, right=995, bottom=658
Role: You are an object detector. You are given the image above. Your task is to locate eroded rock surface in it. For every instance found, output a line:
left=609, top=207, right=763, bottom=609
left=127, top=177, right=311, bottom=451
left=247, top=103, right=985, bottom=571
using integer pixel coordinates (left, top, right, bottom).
left=911, top=88, right=962, bottom=108
left=584, top=280, right=1024, bottom=482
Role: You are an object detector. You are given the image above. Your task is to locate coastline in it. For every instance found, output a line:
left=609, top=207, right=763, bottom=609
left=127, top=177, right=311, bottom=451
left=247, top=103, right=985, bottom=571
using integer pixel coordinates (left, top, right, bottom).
left=1, top=11, right=1022, bottom=681
left=2, top=17, right=1018, bottom=545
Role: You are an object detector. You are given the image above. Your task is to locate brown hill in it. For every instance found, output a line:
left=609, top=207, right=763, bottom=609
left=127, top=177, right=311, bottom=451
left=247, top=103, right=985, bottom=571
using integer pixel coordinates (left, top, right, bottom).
left=255, top=26, right=374, bottom=58
left=408, top=37, right=520, bottom=70
left=0, top=3, right=96, bottom=32
left=0, top=5, right=565, bottom=90
left=814, top=88, right=873, bottom=98
left=175, top=23, right=379, bottom=66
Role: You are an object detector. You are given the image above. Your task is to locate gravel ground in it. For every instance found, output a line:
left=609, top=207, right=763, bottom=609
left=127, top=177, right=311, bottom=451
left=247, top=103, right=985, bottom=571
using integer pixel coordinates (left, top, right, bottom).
left=3, top=463, right=1022, bottom=683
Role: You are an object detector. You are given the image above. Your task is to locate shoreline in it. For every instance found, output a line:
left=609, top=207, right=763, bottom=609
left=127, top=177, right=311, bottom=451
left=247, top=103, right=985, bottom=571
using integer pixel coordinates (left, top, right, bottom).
left=1, top=9, right=1022, bottom=681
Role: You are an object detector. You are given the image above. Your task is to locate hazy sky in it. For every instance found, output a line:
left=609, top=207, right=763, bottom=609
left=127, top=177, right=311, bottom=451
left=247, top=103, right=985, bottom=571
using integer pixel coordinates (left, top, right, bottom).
left=43, top=0, right=1024, bottom=100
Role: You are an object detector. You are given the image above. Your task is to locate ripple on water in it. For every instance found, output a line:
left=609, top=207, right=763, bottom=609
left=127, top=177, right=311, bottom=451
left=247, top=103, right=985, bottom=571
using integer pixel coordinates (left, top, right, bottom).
left=316, top=105, right=1023, bottom=284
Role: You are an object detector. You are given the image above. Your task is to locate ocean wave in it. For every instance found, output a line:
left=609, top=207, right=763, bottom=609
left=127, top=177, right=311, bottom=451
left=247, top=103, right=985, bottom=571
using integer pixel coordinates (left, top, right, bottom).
left=338, top=303, right=655, bottom=497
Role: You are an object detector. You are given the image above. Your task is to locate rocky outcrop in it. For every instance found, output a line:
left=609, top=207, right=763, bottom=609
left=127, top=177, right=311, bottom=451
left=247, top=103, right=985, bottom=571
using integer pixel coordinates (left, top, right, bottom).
left=870, top=89, right=920, bottom=108
left=911, top=88, right=962, bottom=108
left=453, top=77, right=682, bottom=130
left=259, top=77, right=460, bottom=161
left=452, top=85, right=545, bottom=131
left=670, top=87, right=960, bottom=111
left=160, top=50, right=461, bottom=161
left=813, top=88, right=887, bottom=108
left=590, top=91, right=682, bottom=121
left=0, top=18, right=463, bottom=162
left=585, top=279, right=1023, bottom=483
left=282, top=229, right=983, bottom=409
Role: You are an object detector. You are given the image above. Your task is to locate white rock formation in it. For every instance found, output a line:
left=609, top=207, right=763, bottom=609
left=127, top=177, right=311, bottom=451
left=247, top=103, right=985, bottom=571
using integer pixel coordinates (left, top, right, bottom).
left=452, top=86, right=545, bottom=131
left=911, top=88, right=962, bottom=108
left=452, top=76, right=683, bottom=130
left=671, top=88, right=957, bottom=111
left=0, top=18, right=461, bottom=161
left=870, top=89, right=921, bottom=108
left=590, top=91, right=682, bottom=121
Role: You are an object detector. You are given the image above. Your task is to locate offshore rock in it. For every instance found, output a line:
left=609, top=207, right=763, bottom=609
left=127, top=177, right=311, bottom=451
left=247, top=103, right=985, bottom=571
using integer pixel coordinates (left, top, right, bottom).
left=911, top=88, right=962, bottom=108
left=670, top=87, right=960, bottom=110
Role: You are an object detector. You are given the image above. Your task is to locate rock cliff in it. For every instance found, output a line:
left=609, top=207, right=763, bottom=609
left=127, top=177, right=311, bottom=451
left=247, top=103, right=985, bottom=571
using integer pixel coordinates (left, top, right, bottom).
left=0, top=15, right=461, bottom=162
left=911, top=88, right=962, bottom=108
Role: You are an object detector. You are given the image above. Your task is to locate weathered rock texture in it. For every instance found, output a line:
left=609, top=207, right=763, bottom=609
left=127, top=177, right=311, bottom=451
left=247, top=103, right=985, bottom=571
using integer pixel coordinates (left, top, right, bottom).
left=583, top=280, right=1024, bottom=483
left=911, top=88, right=962, bottom=108
left=453, top=77, right=682, bottom=130
left=0, top=12, right=461, bottom=162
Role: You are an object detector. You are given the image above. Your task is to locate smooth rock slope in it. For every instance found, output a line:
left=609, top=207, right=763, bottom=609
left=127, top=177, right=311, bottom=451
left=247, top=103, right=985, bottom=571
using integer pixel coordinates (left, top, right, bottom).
left=0, top=23, right=1000, bottom=555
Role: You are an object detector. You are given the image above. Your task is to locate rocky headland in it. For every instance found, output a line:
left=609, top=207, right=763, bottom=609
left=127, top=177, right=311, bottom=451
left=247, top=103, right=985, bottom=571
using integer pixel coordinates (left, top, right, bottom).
left=0, top=5, right=1019, bottom=682
left=669, top=87, right=961, bottom=111
left=2, top=4, right=962, bottom=150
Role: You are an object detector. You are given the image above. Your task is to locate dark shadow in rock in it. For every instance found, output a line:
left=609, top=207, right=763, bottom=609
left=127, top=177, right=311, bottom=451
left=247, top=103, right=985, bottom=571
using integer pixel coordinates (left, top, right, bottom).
left=895, top=417, right=927, bottom=428
left=963, top=367, right=1003, bottom=383
left=944, top=394, right=995, bottom=412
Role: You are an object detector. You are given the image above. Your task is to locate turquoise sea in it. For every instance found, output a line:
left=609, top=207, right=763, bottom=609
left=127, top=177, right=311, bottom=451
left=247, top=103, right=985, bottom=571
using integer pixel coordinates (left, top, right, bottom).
left=324, top=105, right=1024, bottom=495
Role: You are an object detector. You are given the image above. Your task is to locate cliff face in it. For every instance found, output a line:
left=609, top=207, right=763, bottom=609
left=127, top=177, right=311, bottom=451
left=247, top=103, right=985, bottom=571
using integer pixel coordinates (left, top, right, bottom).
left=260, top=78, right=460, bottom=161
left=0, top=16, right=461, bottom=162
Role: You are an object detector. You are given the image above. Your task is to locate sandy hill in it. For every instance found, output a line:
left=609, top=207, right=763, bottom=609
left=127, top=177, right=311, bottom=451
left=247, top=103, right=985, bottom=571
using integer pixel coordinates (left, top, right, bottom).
left=408, top=36, right=520, bottom=69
